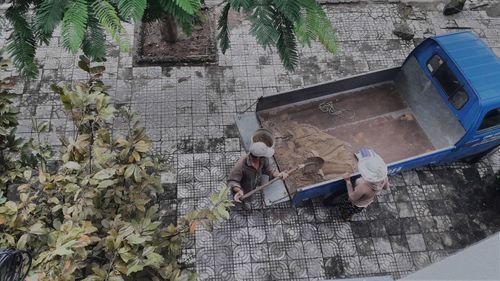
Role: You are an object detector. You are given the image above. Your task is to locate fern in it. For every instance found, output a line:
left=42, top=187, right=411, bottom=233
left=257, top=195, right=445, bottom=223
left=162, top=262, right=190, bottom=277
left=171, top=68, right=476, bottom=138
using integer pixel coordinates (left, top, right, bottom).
left=217, top=2, right=231, bottom=53
left=158, top=0, right=196, bottom=35
left=274, top=10, right=299, bottom=71
left=174, top=0, right=194, bottom=15
left=272, top=0, right=302, bottom=23
left=82, top=14, right=107, bottom=61
left=118, top=0, right=147, bottom=21
left=5, top=6, right=38, bottom=79
left=92, top=0, right=130, bottom=52
left=229, top=0, right=252, bottom=11
left=313, top=6, right=337, bottom=53
left=35, top=0, right=66, bottom=39
left=294, top=0, right=336, bottom=53
left=249, top=3, right=279, bottom=49
left=61, top=0, right=88, bottom=53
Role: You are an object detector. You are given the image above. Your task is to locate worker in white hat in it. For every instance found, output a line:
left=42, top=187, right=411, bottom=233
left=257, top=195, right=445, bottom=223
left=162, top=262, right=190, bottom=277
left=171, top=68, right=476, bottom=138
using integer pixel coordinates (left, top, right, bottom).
left=340, top=148, right=390, bottom=219
left=227, top=142, right=288, bottom=210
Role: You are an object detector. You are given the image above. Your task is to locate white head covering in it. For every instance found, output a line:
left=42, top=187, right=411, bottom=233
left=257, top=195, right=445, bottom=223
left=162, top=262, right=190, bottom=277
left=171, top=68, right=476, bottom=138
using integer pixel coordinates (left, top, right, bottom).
left=249, top=142, right=274, bottom=158
left=357, top=148, right=388, bottom=185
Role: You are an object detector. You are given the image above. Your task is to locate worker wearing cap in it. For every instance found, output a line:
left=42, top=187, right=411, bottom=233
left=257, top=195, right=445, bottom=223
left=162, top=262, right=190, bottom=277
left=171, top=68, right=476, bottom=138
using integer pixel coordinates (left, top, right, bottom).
left=341, top=149, right=390, bottom=219
left=227, top=142, right=288, bottom=210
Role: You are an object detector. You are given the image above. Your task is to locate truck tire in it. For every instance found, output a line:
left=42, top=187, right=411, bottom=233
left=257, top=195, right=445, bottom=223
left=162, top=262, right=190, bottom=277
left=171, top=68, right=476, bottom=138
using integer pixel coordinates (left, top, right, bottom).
left=462, top=146, right=498, bottom=164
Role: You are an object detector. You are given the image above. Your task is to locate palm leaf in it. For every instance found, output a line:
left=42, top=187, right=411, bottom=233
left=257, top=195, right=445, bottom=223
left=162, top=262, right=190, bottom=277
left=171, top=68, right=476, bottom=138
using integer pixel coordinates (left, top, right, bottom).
left=271, top=0, right=301, bottom=23
left=5, top=6, right=38, bottom=78
left=174, top=0, right=195, bottom=15
left=248, top=3, right=279, bottom=49
left=92, top=0, right=130, bottom=51
left=35, top=0, right=66, bottom=44
left=82, top=14, right=107, bottom=61
left=294, top=0, right=336, bottom=53
left=274, top=10, right=298, bottom=70
left=158, top=0, right=195, bottom=34
left=217, top=2, right=231, bottom=53
left=118, top=0, right=147, bottom=21
left=61, top=0, right=88, bottom=53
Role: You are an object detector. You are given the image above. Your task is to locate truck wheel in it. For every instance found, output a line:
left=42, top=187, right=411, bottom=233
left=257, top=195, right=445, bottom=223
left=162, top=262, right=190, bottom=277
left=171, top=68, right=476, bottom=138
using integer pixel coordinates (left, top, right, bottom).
left=462, top=146, right=498, bottom=164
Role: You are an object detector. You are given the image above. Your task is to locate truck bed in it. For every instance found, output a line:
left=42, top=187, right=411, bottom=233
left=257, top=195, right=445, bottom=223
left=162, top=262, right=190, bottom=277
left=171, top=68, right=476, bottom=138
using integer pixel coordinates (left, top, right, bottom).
left=258, top=82, right=435, bottom=193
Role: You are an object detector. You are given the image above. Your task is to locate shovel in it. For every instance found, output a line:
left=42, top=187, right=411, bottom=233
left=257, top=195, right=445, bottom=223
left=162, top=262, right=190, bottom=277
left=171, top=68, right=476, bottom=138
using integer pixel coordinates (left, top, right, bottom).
left=240, top=156, right=325, bottom=200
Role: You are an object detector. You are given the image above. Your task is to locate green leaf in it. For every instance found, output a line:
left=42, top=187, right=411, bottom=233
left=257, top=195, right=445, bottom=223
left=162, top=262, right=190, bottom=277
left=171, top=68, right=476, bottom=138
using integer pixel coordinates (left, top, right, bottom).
left=126, top=263, right=144, bottom=275
left=217, top=3, right=231, bottom=54
left=16, top=233, right=29, bottom=250
left=144, top=252, right=164, bottom=269
left=35, top=0, right=65, bottom=38
left=92, top=0, right=130, bottom=51
left=124, top=164, right=135, bottom=179
left=126, top=234, right=146, bottom=244
left=97, top=179, right=116, bottom=188
left=64, top=161, right=81, bottom=170
left=174, top=0, right=195, bottom=15
left=61, top=0, right=88, bottom=53
left=5, top=6, right=39, bottom=78
left=93, top=168, right=116, bottom=180
left=53, top=245, right=74, bottom=256
left=118, top=0, right=147, bottom=21
left=29, top=222, right=47, bottom=235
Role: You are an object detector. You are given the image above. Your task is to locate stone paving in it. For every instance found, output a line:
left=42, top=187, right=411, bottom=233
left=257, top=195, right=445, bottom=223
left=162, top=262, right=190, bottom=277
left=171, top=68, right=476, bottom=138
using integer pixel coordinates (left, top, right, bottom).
left=2, top=0, right=500, bottom=280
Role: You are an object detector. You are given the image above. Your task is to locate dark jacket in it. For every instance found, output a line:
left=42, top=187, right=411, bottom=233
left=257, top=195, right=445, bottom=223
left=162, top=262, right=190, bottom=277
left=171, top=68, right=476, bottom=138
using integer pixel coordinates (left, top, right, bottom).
left=227, top=155, right=274, bottom=193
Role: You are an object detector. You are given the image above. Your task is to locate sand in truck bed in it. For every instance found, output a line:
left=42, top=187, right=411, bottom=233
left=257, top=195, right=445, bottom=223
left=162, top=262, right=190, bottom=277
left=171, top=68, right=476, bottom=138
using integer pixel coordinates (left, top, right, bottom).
left=258, top=83, right=435, bottom=193
left=261, top=120, right=357, bottom=192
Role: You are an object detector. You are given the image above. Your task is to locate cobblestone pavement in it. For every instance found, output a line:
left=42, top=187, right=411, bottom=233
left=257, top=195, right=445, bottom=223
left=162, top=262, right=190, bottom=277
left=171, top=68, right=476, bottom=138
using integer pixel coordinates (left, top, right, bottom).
left=2, top=0, right=500, bottom=280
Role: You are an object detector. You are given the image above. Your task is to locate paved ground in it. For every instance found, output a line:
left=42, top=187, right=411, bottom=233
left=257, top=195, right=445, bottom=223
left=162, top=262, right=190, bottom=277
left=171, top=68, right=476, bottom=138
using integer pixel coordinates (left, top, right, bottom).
left=2, top=0, right=500, bottom=280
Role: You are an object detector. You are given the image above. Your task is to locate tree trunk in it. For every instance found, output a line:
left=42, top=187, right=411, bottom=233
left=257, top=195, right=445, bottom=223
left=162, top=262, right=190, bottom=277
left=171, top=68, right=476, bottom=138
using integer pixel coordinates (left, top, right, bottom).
left=160, top=14, right=178, bottom=44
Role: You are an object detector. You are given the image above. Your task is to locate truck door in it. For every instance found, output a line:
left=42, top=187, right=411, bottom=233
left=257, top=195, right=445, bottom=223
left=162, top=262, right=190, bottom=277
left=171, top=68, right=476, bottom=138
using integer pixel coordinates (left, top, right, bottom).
left=461, top=108, right=500, bottom=158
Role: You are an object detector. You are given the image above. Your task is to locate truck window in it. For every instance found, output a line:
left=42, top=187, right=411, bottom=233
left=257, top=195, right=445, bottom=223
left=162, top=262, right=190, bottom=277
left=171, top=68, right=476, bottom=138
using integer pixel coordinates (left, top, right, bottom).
left=479, top=109, right=500, bottom=131
left=427, top=55, right=468, bottom=110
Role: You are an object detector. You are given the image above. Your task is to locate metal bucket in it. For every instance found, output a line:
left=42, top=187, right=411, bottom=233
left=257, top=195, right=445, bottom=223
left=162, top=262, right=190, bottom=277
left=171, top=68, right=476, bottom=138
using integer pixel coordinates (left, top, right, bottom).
left=251, top=128, right=275, bottom=149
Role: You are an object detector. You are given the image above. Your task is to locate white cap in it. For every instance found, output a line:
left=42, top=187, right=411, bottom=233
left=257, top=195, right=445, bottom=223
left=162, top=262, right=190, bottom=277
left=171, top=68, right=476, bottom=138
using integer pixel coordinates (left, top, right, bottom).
left=249, top=142, right=275, bottom=158
left=357, top=149, right=388, bottom=183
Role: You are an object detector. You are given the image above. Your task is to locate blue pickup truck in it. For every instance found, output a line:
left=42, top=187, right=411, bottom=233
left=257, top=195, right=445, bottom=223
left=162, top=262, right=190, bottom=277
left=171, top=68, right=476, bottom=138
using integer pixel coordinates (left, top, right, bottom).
left=236, top=32, right=500, bottom=206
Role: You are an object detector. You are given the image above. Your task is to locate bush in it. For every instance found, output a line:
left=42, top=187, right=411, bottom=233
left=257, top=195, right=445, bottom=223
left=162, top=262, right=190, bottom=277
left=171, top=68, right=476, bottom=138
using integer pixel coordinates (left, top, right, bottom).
left=0, top=57, right=233, bottom=281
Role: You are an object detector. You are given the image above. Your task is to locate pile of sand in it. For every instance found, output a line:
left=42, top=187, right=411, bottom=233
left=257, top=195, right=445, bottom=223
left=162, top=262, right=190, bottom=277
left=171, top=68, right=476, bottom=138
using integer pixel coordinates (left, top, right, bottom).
left=261, top=120, right=357, bottom=191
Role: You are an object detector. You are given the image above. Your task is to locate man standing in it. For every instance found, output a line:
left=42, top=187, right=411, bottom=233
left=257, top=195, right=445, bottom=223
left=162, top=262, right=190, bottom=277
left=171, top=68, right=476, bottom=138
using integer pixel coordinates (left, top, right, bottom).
left=228, top=142, right=288, bottom=210
left=325, top=148, right=389, bottom=220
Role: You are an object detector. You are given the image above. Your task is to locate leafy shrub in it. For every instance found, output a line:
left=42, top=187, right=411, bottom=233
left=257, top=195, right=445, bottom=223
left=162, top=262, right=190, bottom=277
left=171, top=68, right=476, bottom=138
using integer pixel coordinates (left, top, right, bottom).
left=0, top=57, right=233, bottom=280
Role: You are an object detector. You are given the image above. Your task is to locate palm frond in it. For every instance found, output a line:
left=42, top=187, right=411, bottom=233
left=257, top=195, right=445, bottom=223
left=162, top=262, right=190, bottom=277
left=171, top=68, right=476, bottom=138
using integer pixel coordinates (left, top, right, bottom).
left=271, top=0, right=301, bottom=23
left=5, top=6, right=38, bottom=79
left=61, top=0, right=88, bottom=53
left=294, top=0, right=336, bottom=53
left=82, top=14, right=107, bottom=61
left=228, top=0, right=252, bottom=11
left=273, top=10, right=298, bottom=71
left=118, top=0, right=147, bottom=22
left=248, top=3, right=279, bottom=49
left=35, top=0, right=66, bottom=43
left=217, top=2, right=231, bottom=53
left=158, top=0, right=196, bottom=34
left=92, top=0, right=130, bottom=51
left=174, top=0, right=195, bottom=15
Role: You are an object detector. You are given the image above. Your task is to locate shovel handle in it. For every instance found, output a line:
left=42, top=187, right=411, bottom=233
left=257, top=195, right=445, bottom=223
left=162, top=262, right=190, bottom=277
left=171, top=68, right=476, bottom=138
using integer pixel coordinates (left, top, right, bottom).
left=240, top=165, right=301, bottom=200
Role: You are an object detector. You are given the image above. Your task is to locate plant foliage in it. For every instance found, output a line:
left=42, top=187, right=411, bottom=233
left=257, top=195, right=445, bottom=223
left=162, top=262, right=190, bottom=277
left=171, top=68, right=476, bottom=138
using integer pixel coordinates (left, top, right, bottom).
left=0, top=57, right=233, bottom=280
left=217, top=0, right=337, bottom=70
left=6, top=0, right=336, bottom=78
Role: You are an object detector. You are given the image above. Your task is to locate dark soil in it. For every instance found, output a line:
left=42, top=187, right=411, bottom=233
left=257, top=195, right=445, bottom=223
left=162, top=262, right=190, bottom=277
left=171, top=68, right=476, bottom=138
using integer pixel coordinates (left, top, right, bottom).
left=134, top=10, right=217, bottom=66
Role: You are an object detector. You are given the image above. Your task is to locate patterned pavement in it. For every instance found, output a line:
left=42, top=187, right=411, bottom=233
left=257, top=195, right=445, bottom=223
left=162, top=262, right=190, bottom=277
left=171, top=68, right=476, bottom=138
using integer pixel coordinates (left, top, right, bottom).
left=2, top=0, right=500, bottom=280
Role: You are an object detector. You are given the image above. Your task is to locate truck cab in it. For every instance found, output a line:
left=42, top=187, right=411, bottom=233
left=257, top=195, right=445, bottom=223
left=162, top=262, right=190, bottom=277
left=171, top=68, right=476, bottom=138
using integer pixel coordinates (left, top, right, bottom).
left=407, top=32, right=500, bottom=165
left=236, top=32, right=500, bottom=206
